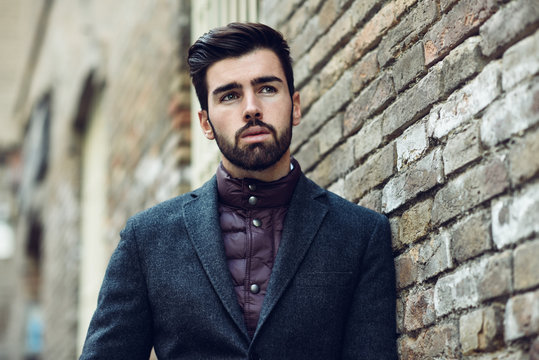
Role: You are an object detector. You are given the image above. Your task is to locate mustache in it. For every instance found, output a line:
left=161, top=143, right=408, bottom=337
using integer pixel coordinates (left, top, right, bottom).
left=235, top=119, right=277, bottom=144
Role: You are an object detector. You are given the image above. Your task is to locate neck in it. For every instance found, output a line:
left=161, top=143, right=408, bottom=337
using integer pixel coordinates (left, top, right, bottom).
left=221, top=150, right=292, bottom=182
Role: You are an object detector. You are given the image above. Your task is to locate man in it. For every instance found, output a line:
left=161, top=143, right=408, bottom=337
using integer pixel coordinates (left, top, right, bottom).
left=80, top=22, right=396, bottom=359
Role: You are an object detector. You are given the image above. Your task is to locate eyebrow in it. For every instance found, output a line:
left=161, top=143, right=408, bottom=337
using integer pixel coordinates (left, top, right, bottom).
left=211, top=76, right=284, bottom=96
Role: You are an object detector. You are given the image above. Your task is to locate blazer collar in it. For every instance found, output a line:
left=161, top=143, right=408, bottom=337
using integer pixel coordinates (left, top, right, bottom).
left=183, top=174, right=329, bottom=341
left=182, top=176, right=250, bottom=340
left=254, top=174, right=328, bottom=338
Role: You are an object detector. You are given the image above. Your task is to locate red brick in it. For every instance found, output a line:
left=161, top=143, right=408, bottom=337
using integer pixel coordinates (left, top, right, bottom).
left=395, top=249, right=419, bottom=289
left=353, top=2, right=398, bottom=59
left=398, top=322, right=459, bottom=359
left=351, top=51, right=379, bottom=94
left=404, top=288, right=436, bottom=331
left=423, top=0, right=499, bottom=66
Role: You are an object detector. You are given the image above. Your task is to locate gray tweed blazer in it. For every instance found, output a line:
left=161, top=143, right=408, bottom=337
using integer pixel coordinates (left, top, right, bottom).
left=80, top=174, right=396, bottom=360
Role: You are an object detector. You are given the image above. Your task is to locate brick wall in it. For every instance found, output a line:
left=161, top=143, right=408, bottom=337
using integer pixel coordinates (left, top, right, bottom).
left=6, top=0, right=191, bottom=359
left=261, top=0, right=539, bottom=358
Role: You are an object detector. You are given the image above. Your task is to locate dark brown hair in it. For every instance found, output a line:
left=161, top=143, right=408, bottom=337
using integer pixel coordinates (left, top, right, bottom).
left=188, top=22, right=294, bottom=111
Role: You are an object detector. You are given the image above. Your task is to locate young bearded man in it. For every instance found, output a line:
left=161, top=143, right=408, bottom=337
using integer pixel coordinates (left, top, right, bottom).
left=80, top=23, right=397, bottom=360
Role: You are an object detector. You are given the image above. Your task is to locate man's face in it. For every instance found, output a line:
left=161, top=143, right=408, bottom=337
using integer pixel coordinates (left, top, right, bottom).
left=199, top=49, right=301, bottom=173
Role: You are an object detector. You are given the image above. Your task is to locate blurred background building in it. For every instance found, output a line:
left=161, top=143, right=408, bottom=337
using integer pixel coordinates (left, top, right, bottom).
left=0, top=0, right=537, bottom=359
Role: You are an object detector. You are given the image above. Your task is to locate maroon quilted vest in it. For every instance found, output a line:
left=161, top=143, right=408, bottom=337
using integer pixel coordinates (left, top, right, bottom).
left=216, top=159, right=301, bottom=337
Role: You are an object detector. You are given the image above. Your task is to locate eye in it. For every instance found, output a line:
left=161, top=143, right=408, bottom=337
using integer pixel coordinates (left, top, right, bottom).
left=220, top=92, right=239, bottom=102
left=260, top=86, right=276, bottom=94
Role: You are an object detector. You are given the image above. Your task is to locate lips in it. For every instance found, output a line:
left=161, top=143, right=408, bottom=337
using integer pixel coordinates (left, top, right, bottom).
left=240, top=126, right=271, bottom=138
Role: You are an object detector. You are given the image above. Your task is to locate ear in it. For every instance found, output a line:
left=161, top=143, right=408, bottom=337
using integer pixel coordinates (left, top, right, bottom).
left=291, top=91, right=301, bottom=126
left=198, top=110, right=215, bottom=140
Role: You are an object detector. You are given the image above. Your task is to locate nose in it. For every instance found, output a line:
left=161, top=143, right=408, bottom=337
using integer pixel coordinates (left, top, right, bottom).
left=243, top=91, right=262, bottom=122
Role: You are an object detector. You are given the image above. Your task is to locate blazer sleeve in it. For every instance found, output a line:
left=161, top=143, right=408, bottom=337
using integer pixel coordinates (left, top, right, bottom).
left=79, top=219, right=153, bottom=360
left=341, top=214, right=397, bottom=360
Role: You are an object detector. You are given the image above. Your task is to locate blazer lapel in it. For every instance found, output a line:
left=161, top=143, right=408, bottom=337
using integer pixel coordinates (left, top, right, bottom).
left=255, top=175, right=328, bottom=336
left=182, top=177, right=249, bottom=338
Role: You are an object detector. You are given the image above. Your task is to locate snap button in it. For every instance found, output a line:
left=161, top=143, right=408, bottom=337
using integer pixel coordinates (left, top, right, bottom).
left=250, top=284, right=260, bottom=294
left=248, top=184, right=256, bottom=191
left=248, top=196, right=258, bottom=205
left=252, top=219, right=262, bottom=227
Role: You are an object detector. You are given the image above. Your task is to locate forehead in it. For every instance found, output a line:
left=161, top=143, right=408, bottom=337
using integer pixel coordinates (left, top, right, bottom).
left=205, top=49, right=287, bottom=91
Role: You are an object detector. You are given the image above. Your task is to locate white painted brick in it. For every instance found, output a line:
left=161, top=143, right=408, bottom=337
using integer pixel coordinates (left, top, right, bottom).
left=382, top=148, right=443, bottom=213
left=481, top=79, right=539, bottom=147
left=429, top=62, right=501, bottom=139
left=434, top=263, right=479, bottom=317
left=418, top=230, right=452, bottom=282
left=491, top=182, right=539, bottom=249
left=502, top=30, right=539, bottom=91
left=353, top=116, right=382, bottom=161
left=434, top=252, right=511, bottom=317
left=396, top=122, right=428, bottom=170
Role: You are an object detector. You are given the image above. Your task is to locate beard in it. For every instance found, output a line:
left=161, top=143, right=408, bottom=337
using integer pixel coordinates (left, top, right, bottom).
left=208, top=114, right=293, bottom=172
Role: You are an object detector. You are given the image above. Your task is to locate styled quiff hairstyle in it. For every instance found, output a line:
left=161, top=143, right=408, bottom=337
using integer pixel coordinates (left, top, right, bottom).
left=188, top=22, right=295, bottom=111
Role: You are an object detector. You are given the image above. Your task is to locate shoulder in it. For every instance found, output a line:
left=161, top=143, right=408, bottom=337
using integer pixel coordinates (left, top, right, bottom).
left=126, top=176, right=217, bottom=231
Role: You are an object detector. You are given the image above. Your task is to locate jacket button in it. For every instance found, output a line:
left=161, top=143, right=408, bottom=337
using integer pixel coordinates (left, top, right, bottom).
left=250, top=284, right=260, bottom=294
left=252, top=219, right=262, bottom=227
left=249, top=184, right=256, bottom=191
left=248, top=196, right=258, bottom=205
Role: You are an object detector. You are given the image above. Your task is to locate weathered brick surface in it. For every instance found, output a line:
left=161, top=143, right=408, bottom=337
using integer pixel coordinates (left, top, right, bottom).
left=491, top=182, right=539, bottom=249
left=514, top=239, right=539, bottom=291
left=480, top=0, right=539, bottom=57
left=395, top=229, right=452, bottom=288
left=344, top=143, right=395, bottom=201
left=344, top=72, right=395, bottom=136
left=398, top=198, right=433, bottom=245
left=396, top=121, right=428, bottom=170
left=395, top=249, right=419, bottom=289
left=451, top=210, right=492, bottom=263
left=435, top=263, right=480, bottom=316
left=442, top=122, right=481, bottom=176
left=308, top=137, right=354, bottom=188
left=318, top=113, right=343, bottom=155
left=423, top=0, right=499, bottom=66
left=509, top=128, right=539, bottom=185
left=440, top=0, right=458, bottom=13
left=428, top=61, right=501, bottom=140
left=460, top=305, right=504, bottom=354
left=294, top=70, right=352, bottom=148
left=352, top=1, right=398, bottom=59
left=353, top=115, right=383, bottom=162
left=441, top=36, right=485, bottom=95
left=434, top=251, right=512, bottom=317
left=502, top=30, right=539, bottom=91
left=505, top=290, right=539, bottom=342
left=481, top=79, right=539, bottom=147
left=398, top=322, right=459, bottom=359
left=432, top=158, right=509, bottom=225
left=382, top=148, right=443, bottom=213
left=392, top=41, right=425, bottom=92
left=477, top=251, right=513, bottom=302
left=351, top=50, right=380, bottom=94
left=309, top=0, right=381, bottom=72
left=358, top=189, right=382, bottom=213
left=418, top=231, right=453, bottom=282
left=275, top=1, right=539, bottom=359
left=383, top=64, right=443, bottom=139
left=377, top=0, right=438, bottom=68
left=404, top=288, right=435, bottom=331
